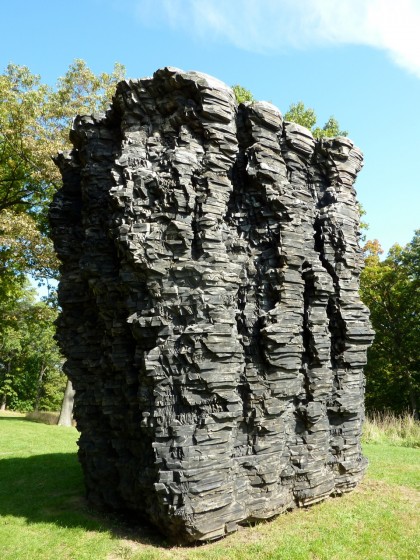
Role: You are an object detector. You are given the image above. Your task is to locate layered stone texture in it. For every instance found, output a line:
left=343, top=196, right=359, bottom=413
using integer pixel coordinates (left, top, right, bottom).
left=50, top=67, right=374, bottom=543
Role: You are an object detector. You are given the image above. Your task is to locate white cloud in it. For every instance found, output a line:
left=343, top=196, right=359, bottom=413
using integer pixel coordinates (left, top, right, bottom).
left=132, top=0, right=420, bottom=78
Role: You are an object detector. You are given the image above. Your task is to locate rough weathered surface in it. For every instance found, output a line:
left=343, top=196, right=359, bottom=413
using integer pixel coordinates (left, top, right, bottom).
left=50, top=67, right=374, bottom=543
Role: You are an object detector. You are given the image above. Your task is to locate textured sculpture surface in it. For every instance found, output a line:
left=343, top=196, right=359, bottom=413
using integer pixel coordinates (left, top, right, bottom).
left=50, top=67, right=374, bottom=543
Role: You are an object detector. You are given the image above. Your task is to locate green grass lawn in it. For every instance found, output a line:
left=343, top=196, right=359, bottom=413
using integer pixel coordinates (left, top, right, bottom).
left=1, top=414, right=419, bottom=560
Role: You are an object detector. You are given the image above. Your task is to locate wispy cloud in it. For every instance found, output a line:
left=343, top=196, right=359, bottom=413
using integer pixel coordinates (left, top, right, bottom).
left=132, top=0, right=420, bottom=78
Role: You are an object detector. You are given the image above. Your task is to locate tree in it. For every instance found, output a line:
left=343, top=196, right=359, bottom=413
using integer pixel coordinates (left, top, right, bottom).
left=0, top=210, right=59, bottom=285
left=0, top=281, right=64, bottom=411
left=284, top=101, right=348, bottom=138
left=0, top=60, right=125, bottom=217
left=57, top=380, right=76, bottom=427
left=0, top=60, right=125, bottom=412
left=232, top=84, right=255, bottom=104
left=232, top=89, right=347, bottom=138
left=0, top=279, right=28, bottom=410
left=284, top=101, right=317, bottom=130
left=20, top=300, right=64, bottom=411
left=0, top=60, right=125, bottom=285
left=360, top=232, right=419, bottom=418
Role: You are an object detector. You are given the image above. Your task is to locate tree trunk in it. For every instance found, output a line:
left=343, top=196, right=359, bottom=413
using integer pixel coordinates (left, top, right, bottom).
left=408, top=381, right=418, bottom=420
left=0, top=360, right=12, bottom=411
left=402, top=369, right=418, bottom=420
left=34, top=363, right=46, bottom=412
left=58, top=379, right=75, bottom=426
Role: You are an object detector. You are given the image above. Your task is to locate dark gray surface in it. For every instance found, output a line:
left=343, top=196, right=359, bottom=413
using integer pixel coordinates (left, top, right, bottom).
left=50, top=67, right=374, bottom=543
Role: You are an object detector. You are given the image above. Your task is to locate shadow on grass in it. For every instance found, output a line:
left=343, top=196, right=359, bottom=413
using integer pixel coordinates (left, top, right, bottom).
left=0, top=452, right=169, bottom=547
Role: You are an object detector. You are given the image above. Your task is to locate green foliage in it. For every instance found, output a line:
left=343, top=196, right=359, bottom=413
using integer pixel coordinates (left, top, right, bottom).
left=0, top=60, right=125, bottom=284
left=232, top=89, right=348, bottom=139
left=0, top=60, right=125, bottom=217
left=284, top=101, right=317, bottom=129
left=0, top=210, right=59, bottom=291
left=232, top=84, right=255, bottom=104
left=0, top=417, right=419, bottom=560
left=357, top=202, right=369, bottom=242
left=361, top=231, right=420, bottom=417
left=284, top=101, right=348, bottom=138
left=0, top=281, right=64, bottom=412
left=0, top=60, right=125, bottom=411
left=313, top=116, right=348, bottom=139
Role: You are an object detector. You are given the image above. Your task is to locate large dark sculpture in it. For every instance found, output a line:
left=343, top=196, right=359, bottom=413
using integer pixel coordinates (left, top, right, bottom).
left=50, top=68, right=374, bottom=543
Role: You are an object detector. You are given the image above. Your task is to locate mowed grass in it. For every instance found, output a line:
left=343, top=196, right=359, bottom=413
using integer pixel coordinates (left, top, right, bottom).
left=0, top=413, right=419, bottom=560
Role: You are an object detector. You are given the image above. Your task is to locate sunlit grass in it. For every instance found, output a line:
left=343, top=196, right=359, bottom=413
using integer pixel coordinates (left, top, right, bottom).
left=0, top=415, right=419, bottom=560
left=363, top=410, right=420, bottom=448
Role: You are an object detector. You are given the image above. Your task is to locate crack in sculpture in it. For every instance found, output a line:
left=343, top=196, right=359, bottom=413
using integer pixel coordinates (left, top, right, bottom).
left=50, top=67, right=374, bottom=543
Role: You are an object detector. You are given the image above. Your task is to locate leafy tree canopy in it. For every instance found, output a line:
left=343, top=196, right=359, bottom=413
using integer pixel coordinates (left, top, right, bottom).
left=232, top=87, right=347, bottom=139
left=232, top=84, right=255, bottom=104
left=284, top=101, right=348, bottom=139
left=0, top=60, right=125, bottom=218
left=0, top=60, right=125, bottom=412
left=0, top=59, right=125, bottom=286
left=0, top=280, right=64, bottom=411
left=360, top=231, right=419, bottom=418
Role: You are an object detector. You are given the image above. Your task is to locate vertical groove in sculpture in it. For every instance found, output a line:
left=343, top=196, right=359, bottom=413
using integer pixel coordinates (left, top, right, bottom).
left=50, top=67, right=374, bottom=542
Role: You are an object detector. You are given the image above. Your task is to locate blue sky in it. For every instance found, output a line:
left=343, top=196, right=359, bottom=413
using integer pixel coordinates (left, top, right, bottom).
left=2, top=0, right=420, bottom=254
